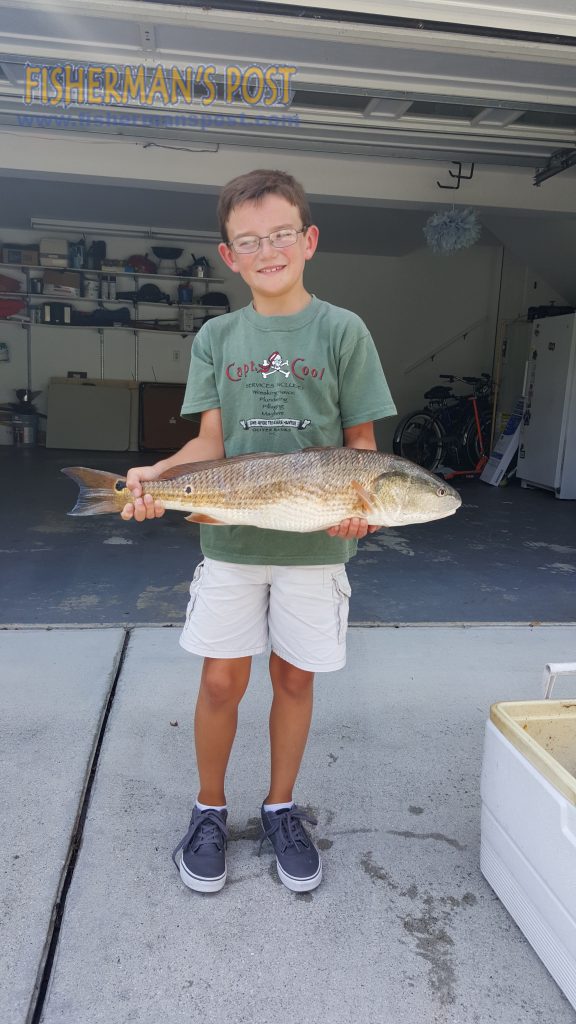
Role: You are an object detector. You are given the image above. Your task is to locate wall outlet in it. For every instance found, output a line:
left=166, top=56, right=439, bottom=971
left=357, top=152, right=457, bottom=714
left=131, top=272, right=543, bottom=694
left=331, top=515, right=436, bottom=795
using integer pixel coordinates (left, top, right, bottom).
left=172, top=349, right=180, bottom=362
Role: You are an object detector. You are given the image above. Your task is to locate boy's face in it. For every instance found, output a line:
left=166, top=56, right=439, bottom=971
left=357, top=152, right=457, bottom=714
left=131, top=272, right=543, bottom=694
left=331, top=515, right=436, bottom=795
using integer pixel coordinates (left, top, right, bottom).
left=218, top=194, right=318, bottom=303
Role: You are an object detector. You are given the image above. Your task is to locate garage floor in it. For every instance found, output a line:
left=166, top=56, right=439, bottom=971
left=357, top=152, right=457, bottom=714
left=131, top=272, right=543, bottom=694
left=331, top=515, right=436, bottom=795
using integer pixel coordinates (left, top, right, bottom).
left=4, top=447, right=576, bottom=1022
left=3, top=624, right=576, bottom=1024
left=2, top=447, right=575, bottom=626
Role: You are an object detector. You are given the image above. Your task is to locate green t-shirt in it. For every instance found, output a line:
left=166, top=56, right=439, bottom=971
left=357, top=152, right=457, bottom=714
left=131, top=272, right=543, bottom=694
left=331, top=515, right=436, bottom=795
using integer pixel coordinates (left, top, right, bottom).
left=181, top=295, right=397, bottom=564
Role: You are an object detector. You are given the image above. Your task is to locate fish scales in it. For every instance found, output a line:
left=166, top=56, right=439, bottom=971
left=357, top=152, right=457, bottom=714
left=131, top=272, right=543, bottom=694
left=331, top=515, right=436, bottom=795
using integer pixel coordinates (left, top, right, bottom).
left=147, top=449, right=389, bottom=530
left=62, top=447, right=462, bottom=530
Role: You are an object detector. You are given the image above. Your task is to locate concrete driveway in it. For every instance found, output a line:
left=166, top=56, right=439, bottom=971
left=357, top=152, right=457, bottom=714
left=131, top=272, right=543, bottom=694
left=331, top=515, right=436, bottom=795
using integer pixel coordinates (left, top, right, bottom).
left=2, top=624, right=576, bottom=1024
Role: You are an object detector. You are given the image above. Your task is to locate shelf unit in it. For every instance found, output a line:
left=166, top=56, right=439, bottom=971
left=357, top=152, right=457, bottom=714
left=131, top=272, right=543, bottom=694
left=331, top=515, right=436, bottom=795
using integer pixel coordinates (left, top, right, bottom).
left=0, top=262, right=228, bottom=390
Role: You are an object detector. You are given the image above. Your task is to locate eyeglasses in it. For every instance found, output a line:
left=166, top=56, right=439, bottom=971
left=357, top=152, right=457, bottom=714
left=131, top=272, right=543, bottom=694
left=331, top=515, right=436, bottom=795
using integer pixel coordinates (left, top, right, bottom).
left=228, top=226, right=308, bottom=255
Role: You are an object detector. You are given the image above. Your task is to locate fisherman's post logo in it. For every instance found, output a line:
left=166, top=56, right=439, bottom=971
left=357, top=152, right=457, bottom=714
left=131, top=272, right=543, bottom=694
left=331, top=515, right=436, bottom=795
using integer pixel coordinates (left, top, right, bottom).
left=20, top=62, right=300, bottom=134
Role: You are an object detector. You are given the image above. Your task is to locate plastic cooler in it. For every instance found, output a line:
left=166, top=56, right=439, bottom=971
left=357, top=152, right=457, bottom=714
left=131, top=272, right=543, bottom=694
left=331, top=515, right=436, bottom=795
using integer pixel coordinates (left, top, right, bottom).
left=480, top=697, right=576, bottom=1008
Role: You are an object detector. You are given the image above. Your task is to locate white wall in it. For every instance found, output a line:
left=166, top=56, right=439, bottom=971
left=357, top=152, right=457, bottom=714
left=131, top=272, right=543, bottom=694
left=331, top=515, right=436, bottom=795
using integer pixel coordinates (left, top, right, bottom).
left=4, top=136, right=576, bottom=216
left=1, top=221, right=566, bottom=452
left=305, top=243, right=502, bottom=449
left=498, top=247, right=570, bottom=323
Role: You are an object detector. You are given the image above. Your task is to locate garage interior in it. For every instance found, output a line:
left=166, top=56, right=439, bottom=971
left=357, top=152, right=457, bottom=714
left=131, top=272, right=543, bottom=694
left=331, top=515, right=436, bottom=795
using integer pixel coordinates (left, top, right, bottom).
left=1, top=2, right=576, bottom=1023
left=1, top=1, right=576, bottom=625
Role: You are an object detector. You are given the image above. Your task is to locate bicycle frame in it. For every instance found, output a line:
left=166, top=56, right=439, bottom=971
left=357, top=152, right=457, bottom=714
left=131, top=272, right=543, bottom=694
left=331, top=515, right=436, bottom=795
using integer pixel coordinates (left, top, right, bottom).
left=393, top=371, right=493, bottom=475
left=441, top=395, right=488, bottom=479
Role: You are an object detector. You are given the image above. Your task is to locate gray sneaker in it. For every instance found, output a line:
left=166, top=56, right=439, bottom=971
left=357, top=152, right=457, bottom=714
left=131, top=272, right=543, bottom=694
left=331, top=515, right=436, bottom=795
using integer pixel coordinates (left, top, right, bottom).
left=259, top=804, right=322, bottom=892
left=172, top=806, right=228, bottom=893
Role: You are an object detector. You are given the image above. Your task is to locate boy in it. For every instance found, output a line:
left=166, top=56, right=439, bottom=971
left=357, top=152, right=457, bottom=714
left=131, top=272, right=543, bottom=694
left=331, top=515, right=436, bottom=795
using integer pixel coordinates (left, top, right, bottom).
left=121, top=169, right=396, bottom=894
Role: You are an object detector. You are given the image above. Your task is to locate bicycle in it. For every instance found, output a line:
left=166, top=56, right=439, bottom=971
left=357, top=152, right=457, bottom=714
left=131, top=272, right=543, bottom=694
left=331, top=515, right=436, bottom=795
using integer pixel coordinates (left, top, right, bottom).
left=392, top=373, right=493, bottom=476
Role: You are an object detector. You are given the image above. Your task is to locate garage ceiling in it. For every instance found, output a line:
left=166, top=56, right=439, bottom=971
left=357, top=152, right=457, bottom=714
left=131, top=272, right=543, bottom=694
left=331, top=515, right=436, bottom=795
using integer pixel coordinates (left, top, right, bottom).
left=0, top=0, right=575, bottom=168
left=158, top=1, right=576, bottom=38
left=0, top=0, right=574, bottom=299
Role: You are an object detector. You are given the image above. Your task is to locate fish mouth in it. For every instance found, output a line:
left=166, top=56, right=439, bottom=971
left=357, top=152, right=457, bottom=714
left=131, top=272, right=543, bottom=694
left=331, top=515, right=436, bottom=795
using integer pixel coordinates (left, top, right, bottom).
left=396, top=505, right=460, bottom=525
left=424, top=505, right=460, bottom=521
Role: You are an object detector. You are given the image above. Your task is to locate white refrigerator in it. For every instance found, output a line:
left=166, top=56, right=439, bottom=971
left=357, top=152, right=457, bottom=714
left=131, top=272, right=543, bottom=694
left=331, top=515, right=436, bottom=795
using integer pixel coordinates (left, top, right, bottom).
left=517, top=313, right=576, bottom=499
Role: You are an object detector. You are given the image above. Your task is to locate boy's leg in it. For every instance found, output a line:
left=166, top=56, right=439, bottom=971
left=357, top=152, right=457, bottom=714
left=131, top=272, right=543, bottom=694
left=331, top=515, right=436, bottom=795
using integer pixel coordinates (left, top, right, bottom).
left=195, top=655, right=252, bottom=806
left=179, top=557, right=271, bottom=804
left=265, top=563, right=350, bottom=803
left=259, top=564, right=350, bottom=891
left=261, top=653, right=321, bottom=892
left=171, top=655, right=251, bottom=893
left=174, top=559, right=270, bottom=893
left=265, top=651, right=314, bottom=804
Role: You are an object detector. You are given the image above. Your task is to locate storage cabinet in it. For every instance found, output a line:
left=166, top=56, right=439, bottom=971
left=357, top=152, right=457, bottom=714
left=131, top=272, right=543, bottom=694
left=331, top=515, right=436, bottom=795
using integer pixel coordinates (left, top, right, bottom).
left=138, top=383, right=200, bottom=451
left=0, top=262, right=227, bottom=412
left=46, top=379, right=135, bottom=450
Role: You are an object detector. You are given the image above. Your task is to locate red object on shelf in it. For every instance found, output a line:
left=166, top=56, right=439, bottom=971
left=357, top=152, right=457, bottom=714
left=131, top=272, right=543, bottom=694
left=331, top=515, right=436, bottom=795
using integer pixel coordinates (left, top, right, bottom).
left=0, top=298, right=25, bottom=318
left=126, top=254, right=157, bottom=274
left=0, top=273, right=22, bottom=293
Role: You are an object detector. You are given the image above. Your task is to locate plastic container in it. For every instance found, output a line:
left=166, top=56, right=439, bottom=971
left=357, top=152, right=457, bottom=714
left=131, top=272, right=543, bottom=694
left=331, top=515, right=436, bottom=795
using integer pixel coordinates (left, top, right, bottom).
left=12, top=412, right=37, bottom=446
left=480, top=700, right=576, bottom=1009
left=179, top=307, right=196, bottom=332
left=83, top=275, right=99, bottom=299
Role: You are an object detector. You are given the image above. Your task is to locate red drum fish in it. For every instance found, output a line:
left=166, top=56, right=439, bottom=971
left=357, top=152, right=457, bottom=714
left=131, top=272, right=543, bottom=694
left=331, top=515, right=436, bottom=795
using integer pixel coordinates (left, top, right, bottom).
left=62, top=447, right=461, bottom=531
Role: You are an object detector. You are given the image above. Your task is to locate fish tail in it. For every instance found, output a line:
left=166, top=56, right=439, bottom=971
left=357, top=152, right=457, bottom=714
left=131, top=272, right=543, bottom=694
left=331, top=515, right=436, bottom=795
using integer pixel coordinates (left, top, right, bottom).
left=61, top=466, right=126, bottom=516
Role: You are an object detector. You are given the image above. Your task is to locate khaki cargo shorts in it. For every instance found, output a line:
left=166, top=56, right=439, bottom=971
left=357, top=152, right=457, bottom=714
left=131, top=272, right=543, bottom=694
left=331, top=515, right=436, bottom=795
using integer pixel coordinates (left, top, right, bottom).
left=179, top=557, right=352, bottom=673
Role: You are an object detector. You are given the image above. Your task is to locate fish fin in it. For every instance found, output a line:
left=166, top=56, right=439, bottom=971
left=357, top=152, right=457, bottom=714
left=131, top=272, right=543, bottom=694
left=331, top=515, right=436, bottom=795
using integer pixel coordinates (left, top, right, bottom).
left=351, top=480, right=377, bottom=515
left=184, top=513, right=227, bottom=525
left=61, top=467, right=126, bottom=516
left=157, top=451, right=279, bottom=481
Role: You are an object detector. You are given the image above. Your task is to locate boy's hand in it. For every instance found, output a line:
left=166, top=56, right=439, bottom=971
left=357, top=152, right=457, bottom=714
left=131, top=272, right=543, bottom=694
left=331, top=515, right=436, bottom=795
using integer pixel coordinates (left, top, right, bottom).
left=326, top=519, right=381, bottom=539
left=120, top=466, right=166, bottom=522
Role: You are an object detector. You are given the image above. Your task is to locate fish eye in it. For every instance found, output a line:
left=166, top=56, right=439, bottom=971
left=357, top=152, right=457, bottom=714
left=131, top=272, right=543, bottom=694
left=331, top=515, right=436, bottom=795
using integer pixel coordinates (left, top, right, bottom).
left=185, top=486, right=192, bottom=494
left=436, top=486, right=447, bottom=496
left=115, top=480, right=126, bottom=492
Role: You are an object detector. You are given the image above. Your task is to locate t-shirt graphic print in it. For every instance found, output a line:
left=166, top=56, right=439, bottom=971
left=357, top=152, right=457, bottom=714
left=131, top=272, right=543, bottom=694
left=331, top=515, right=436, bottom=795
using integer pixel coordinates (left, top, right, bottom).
left=181, top=296, right=397, bottom=565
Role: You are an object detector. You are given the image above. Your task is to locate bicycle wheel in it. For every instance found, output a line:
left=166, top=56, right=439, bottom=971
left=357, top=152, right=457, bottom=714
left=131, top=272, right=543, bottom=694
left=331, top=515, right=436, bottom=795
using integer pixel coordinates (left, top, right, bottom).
left=463, top=411, right=492, bottom=467
left=393, top=411, right=444, bottom=470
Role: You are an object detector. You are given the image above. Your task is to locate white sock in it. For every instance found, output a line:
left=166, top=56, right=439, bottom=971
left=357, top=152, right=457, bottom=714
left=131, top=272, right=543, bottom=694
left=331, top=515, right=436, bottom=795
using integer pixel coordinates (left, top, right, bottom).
left=263, top=800, right=294, bottom=813
left=196, top=800, right=227, bottom=812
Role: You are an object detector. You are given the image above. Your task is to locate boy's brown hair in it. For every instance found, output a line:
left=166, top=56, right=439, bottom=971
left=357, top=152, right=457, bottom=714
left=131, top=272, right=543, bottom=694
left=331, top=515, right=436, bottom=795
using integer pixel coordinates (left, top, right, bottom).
left=217, top=168, right=312, bottom=243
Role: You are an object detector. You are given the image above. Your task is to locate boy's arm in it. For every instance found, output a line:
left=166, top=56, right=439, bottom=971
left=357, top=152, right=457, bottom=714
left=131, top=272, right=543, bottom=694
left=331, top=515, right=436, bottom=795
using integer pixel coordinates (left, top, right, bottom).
left=325, top=420, right=381, bottom=539
left=120, top=408, right=224, bottom=522
left=342, top=422, right=377, bottom=452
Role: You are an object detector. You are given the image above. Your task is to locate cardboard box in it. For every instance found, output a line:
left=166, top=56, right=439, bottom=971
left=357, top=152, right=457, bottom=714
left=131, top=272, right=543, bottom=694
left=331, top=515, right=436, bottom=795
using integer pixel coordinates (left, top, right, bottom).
left=42, top=269, right=81, bottom=297
left=480, top=398, right=524, bottom=486
left=39, top=238, right=68, bottom=268
left=2, top=245, right=39, bottom=266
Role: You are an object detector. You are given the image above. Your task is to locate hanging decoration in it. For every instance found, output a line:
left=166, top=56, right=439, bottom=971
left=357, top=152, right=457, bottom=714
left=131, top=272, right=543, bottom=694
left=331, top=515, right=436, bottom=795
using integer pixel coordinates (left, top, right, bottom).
left=423, top=207, right=481, bottom=255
